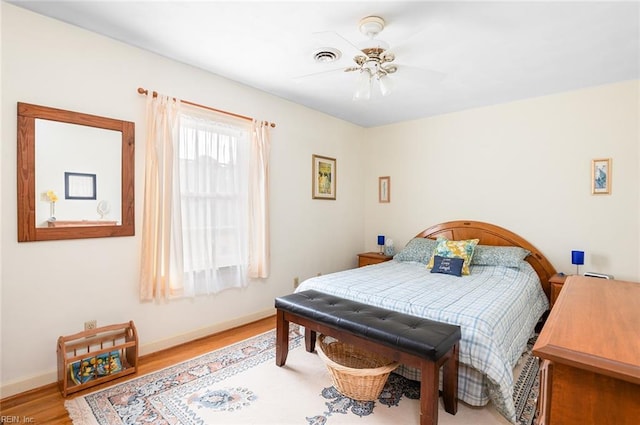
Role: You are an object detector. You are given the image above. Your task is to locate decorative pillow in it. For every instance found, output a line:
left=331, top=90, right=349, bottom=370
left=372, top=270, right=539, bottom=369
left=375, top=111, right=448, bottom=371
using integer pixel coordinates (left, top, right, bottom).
left=471, top=245, right=530, bottom=268
left=393, top=238, right=438, bottom=264
left=426, top=237, right=479, bottom=275
left=430, top=255, right=464, bottom=277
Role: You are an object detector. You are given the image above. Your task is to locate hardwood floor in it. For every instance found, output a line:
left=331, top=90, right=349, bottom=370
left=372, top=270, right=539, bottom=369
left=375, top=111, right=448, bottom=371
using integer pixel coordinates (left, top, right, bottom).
left=0, top=316, right=276, bottom=425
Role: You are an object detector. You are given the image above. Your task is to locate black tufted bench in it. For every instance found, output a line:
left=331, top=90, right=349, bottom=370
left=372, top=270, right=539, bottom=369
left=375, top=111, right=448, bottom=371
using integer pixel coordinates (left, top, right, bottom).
left=275, top=289, right=461, bottom=425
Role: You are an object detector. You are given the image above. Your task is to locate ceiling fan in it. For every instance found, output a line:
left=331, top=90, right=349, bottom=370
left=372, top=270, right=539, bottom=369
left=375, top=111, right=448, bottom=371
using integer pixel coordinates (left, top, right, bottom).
left=344, top=16, right=398, bottom=99
left=299, top=15, right=443, bottom=101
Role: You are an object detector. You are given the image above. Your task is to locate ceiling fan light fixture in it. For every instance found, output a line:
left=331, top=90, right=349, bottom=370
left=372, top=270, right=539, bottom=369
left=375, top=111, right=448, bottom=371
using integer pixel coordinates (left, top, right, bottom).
left=380, top=51, right=395, bottom=63
left=346, top=15, right=398, bottom=100
left=381, top=64, right=398, bottom=74
left=358, top=39, right=390, bottom=53
left=353, top=70, right=372, bottom=101
left=377, top=74, right=394, bottom=97
left=353, top=55, right=367, bottom=66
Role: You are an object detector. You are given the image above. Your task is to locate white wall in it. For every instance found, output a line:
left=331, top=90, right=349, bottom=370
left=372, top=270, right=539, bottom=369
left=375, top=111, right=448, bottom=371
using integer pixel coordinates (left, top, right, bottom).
left=363, top=80, right=640, bottom=281
left=1, top=3, right=364, bottom=396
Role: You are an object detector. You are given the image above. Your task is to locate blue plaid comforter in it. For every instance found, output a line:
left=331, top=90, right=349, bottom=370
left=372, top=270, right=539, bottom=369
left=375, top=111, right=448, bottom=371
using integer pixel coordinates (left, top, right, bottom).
left=296, top=259, right=548, bottom=423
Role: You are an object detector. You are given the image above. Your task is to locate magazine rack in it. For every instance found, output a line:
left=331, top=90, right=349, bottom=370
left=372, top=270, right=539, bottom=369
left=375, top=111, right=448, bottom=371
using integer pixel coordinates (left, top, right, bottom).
left=57, top=320, right=138, bottom=396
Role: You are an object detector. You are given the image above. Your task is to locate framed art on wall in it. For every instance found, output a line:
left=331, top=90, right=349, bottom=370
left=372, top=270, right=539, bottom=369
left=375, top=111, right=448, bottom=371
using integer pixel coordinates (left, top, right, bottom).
left=312, top=154, right=336, bottom=200
left=65, top=172, right=97, bottom=200
left=379, top=176, right=390, bottom=203
left=591, top=158, right=611, bottom=195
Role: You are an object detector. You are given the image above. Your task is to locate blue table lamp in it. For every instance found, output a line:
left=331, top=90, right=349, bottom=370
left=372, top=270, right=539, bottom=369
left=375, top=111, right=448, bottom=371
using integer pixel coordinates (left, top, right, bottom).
left=377, top=235, right=385, bottom=254
left=571, top=250, right=584, bottom=275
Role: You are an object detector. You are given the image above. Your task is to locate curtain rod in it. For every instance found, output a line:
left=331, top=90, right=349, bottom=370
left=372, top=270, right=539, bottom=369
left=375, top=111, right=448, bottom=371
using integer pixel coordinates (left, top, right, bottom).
left=137, top=87, right=276, bottom=128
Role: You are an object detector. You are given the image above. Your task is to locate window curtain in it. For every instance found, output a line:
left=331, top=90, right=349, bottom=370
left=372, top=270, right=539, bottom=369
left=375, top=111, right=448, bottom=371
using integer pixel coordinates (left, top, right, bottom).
left=139, top=96, right=271, bottom=300
left=248, top=121, right=271, bottom=278
left=177, top=109, right=250, bottom=295
left=139, top=94, right=184, bottom=301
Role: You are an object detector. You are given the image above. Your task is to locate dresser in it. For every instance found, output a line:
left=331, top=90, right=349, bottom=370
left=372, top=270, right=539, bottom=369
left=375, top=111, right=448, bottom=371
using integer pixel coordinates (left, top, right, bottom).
left=532, top=276, right=640, bottom=425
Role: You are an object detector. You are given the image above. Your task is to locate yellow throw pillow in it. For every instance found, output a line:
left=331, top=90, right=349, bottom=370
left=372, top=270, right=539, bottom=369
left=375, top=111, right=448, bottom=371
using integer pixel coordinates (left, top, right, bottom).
left=427, top=237, right=480, bottom=275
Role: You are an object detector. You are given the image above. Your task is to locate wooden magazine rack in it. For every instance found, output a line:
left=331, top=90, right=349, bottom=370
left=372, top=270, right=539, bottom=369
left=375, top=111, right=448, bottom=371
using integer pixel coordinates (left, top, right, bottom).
left=57, top=320, right=138, bottom=396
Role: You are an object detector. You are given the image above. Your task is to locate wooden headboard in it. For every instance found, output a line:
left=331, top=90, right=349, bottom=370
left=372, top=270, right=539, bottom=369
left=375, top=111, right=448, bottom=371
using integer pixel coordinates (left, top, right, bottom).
left=415, top=220, right=556, bottom=300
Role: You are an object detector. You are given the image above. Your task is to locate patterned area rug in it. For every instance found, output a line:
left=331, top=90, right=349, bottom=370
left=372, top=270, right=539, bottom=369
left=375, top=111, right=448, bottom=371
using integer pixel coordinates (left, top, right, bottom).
left=514, top=335, right=540, bottom=425
left=65, top=327, right=539, bottom=425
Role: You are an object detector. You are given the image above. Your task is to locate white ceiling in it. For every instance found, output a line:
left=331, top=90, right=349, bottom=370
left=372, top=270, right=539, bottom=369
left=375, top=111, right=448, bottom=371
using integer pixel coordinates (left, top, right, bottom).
left=9, top=1, right=640, bottom=127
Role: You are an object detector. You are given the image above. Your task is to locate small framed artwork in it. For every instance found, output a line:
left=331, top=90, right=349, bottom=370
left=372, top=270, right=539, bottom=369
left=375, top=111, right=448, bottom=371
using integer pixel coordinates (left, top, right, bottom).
left=65, top=172, right=97, bottom=200
left=379, top=176, right=390, bottom=203
left=312, top=154, right=336, bottom=200
left=591, top=158, right=611, bottom=195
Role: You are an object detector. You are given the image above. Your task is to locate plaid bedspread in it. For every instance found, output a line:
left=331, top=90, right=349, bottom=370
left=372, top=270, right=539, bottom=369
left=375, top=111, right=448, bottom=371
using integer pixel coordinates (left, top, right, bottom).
left=296, top=260, right=548, bottom=423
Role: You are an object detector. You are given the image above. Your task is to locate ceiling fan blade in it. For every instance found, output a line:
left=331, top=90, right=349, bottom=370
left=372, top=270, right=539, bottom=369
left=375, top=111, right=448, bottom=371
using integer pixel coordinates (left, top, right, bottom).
left=311, top=30, right=362, bottom=58
left=394, top=64, right=447, bottom=87
left=292, top=66, right=345, bottom=83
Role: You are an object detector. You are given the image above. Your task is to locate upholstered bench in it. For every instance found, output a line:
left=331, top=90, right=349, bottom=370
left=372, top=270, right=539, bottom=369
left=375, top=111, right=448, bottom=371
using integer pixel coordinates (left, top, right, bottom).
left=274, top=290, right=461, bottom=425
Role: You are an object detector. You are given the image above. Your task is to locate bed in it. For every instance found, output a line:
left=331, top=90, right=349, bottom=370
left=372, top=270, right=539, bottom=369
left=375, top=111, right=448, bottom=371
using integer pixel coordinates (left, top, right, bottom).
left=295, top=220, right=555, bottom=423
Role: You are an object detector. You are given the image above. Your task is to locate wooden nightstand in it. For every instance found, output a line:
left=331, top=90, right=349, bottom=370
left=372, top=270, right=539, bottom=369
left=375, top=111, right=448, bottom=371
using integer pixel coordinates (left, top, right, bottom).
left=357, top=252, right=393, bottom=267
left=549, top=273, right=569, bottom=308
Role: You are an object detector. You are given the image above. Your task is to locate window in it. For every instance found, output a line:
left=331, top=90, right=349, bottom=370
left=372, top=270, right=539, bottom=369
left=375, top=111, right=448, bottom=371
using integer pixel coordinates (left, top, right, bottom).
left=139, top=95, right=271, bottom=301
left=175, top=112, right=251, bottom=295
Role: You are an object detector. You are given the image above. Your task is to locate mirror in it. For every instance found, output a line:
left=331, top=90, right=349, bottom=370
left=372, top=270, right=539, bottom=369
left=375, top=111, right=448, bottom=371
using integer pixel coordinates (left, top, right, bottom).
left=17, top=102, right=135, bottom=241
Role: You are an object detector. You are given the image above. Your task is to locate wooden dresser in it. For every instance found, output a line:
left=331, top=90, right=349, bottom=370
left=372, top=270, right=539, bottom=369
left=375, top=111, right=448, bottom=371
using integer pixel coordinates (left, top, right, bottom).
left=532, top=276, right=640, bottom=425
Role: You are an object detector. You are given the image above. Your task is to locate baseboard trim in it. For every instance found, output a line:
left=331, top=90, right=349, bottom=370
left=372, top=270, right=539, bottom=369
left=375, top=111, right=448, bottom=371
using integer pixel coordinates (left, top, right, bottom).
left=0, top=372, right=58, bottom=401
left=0, top=308, right=275, bottom=400
left=138, top=308, right=274, bottom=356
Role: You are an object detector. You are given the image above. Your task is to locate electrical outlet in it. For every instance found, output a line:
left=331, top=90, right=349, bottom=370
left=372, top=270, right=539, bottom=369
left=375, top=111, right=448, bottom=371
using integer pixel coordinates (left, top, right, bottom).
left=293, top=277, right=299, bottom=288
left=84, top=320, right=97, bottom=331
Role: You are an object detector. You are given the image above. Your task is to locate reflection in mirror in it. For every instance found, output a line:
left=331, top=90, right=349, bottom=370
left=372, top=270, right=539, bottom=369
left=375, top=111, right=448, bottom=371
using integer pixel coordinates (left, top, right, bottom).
left=35, top=119, right=122, bottom=227
left=17, top=102, right=134, bottom=241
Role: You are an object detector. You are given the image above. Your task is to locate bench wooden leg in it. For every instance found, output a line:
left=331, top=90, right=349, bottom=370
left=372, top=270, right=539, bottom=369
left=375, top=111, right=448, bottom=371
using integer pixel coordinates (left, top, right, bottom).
left=275, top=310, right=289, bottom=366
left=304, top=327, right=316, bottom=353
left=420, top=360, right=439, bottom=425
left=442, top=342, right=459, bottom=415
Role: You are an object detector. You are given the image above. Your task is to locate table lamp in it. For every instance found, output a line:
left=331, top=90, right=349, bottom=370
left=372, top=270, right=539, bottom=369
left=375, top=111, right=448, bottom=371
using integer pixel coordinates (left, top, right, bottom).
left=571, top=250, right=584, bottom=275
left=377, top=235, right=385, bottom=254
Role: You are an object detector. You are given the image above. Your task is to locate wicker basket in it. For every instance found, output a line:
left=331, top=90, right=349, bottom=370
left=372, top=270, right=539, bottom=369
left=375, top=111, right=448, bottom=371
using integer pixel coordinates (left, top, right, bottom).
left=316, top=334, right=399, bottom=401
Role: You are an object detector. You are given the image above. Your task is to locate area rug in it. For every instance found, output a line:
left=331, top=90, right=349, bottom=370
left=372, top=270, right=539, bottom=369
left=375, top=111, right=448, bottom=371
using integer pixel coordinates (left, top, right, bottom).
left=65, top=327, right=539, bottom=425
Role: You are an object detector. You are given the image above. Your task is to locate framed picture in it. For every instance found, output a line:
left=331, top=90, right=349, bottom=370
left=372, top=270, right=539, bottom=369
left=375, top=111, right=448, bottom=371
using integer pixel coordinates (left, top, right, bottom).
left=379, top=176, right=390, bottom=203
left=591, top=158, right=611, bottom=195
left=65, top=172, right=97, bottom=200
left=312, top=154, right=336, bottom=200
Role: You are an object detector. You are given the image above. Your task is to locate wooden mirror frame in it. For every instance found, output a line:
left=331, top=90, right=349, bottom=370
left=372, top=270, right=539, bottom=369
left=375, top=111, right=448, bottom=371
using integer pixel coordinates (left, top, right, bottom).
left=17, top=102, right=135, bottom=241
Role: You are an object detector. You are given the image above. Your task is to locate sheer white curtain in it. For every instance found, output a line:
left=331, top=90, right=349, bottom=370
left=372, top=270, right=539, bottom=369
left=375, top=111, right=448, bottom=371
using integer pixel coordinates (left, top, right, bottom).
left=140, top=97, right=270, bottom=300
left=177, top=109, right=250, bottom=295
left=248, top=121, right=271, bottom=278
left=139, top=94, right=184, bottom=300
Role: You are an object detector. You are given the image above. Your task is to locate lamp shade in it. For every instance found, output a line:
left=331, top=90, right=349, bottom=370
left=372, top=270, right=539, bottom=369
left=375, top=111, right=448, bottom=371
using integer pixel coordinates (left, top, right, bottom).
left=378, top=74, right=394, bottom=96
left=377, top=235, right=385, bottom=246
left=571, top=250, right=585, bottom=266
left=353, top=70, right=371, bottom=100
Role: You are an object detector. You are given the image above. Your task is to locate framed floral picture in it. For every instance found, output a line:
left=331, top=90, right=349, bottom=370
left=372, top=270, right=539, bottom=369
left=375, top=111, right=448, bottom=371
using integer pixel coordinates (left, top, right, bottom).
left=379, top=176, right=390, bottom=203
left=591, top=158, right=611, bottom=195
left=312, top=154, right=336, bottom=200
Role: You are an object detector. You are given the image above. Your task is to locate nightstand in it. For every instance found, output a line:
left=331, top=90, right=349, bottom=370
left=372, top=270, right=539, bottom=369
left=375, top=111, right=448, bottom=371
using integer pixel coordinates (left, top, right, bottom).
left=549, top=273, right=569, bottom=308
left=357, top=252, right=393, bottom=267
